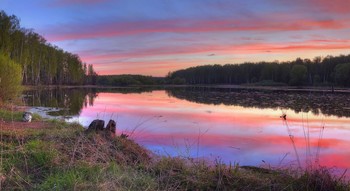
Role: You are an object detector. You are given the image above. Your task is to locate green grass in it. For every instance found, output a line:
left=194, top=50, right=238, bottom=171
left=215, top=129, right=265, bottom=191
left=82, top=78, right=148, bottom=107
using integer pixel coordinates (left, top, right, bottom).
left=25, top=140, right=57, bottom=168
left=0, top=109, right=23, bottom=121
left=0, top=109, right=42, bottom=122
left=39, top=163, right=156, bottom=191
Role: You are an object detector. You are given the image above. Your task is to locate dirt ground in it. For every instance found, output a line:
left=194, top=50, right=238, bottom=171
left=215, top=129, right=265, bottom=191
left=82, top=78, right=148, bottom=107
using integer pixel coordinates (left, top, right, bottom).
left=0, top=120, right=50, bottom=130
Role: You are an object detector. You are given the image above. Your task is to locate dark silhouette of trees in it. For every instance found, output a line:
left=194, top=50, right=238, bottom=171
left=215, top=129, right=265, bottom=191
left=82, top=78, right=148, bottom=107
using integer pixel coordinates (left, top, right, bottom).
left=334, top=63, right=350, bottom=86
left=0, top=10, right=96, bottom=85
left=87, top=64, right=98, bottom=85
left=97, top=75, right=165, bottom=86
left=289, top=65, right=307, bottom=86
left=168, top=55, right=350, bottom=87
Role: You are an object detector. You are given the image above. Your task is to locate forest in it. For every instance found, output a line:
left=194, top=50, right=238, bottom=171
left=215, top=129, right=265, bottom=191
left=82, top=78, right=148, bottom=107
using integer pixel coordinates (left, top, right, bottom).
left=0, top=10, right=97, bottom=86
left=168, top=55, right=350, bottom=86
left=97, top=75, right=165, bottom=86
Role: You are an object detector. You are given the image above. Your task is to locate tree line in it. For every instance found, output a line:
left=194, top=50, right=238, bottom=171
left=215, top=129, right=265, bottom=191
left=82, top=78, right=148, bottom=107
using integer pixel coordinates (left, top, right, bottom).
left=168, top=54, right=350, bottom=86
left=0, top=10, right=97, bottom=86
left=97, top=75, right=165, bottom=86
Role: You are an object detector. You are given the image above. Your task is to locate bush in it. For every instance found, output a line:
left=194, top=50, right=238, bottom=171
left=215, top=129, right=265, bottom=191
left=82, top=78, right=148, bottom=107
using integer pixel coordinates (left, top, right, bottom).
left=0, top=53, right=22, bottom=103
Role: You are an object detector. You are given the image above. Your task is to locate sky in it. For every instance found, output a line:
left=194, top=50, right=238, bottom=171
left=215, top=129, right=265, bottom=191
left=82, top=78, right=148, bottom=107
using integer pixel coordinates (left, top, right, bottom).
left=1, top=0, right=350, bottom=76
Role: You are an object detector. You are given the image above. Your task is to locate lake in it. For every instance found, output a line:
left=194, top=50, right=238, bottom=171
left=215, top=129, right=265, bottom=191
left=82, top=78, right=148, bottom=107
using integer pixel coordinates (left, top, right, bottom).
left=23, top=87, right=350, bottom=174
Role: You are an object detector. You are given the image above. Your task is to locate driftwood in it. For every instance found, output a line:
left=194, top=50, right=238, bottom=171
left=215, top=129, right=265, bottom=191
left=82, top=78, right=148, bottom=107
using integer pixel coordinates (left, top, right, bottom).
left=87, top=119, right=105, bottom=131
left=87, top=119, right=116, bottom=137
left=106, top=120, right=116, bottom=134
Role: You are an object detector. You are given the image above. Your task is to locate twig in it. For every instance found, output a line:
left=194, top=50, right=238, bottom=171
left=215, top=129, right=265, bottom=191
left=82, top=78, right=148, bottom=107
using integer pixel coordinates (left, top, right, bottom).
left=278, top=152, right=289, bottom=167
left=70, top=133, right=83, bottom=165
left=338, top=169, right=348, bottom=182
left=283, top=119, right=302, bottom=169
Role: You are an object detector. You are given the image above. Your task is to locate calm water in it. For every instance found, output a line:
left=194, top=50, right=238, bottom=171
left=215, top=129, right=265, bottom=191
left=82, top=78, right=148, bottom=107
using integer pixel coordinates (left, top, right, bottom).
left=24, top=87, right=350, bottom=174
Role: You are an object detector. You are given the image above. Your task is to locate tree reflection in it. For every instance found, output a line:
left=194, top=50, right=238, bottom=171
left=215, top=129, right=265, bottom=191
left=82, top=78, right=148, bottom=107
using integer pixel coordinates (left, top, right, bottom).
left=22, top=87, right=154, bottom=116
left=23, top=88, right=98, bottom=116
left=166, top=87, right=350, bottom=117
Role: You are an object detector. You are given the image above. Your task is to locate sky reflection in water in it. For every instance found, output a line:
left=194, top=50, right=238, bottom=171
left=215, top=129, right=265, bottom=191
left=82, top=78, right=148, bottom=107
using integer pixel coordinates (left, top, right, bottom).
left=71, top=90, right=350, bottom=173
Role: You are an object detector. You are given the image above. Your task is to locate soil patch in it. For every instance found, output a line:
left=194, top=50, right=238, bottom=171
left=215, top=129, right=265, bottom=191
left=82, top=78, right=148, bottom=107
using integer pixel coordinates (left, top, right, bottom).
left=0, top=120, right=50, bottom=130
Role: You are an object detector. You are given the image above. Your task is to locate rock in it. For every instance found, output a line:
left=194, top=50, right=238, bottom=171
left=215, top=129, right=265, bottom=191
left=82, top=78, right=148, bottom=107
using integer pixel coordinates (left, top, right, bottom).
left=23, top=112, right=32, bottom=122
left=87, top=119, right=105, bottom=131
left=106, top=120, right=116, bottom=134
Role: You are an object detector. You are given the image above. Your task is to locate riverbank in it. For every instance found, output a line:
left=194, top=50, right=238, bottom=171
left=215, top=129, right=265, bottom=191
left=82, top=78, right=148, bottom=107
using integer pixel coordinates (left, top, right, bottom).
left=24, top=84, right=350, bottom=94
left=0, top=108, right=349, bottom=190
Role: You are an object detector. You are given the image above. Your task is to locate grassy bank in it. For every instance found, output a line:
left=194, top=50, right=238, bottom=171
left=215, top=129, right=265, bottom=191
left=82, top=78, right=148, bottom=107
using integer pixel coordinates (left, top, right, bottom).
left=0, top=109, right=349, bottom=190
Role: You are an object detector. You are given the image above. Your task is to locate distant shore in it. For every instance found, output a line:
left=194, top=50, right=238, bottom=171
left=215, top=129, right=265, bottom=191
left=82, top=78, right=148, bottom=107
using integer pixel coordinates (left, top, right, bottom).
left=24, top=84, right=350, bottom=93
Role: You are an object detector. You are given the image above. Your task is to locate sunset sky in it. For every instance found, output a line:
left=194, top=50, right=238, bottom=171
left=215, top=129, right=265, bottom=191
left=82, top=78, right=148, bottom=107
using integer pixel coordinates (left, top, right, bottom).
left=1, top=0, right=350, bottom=76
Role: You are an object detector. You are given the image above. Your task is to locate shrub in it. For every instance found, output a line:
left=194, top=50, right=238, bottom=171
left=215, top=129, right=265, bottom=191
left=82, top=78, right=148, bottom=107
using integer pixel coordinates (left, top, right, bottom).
left=0, top=53, right=22, bottom=103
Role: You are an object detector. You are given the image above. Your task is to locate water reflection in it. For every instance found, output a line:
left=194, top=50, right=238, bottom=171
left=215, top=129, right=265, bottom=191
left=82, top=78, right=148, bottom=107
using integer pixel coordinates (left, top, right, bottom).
left=23, top=88, right=350, bottom=175
left=167, top=87, right=350, bottom=117
left=24, top=87, right=350, bottom=118
left=76, top=91, right=350, bottom=172
left=23, top=88, right=98, bottom=118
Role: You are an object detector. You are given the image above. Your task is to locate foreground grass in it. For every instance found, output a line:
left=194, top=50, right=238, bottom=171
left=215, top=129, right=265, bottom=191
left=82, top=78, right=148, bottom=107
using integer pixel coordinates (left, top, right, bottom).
left=0, top=109, right=349, bottom=190
left=0, top=108, right=42, bottom=122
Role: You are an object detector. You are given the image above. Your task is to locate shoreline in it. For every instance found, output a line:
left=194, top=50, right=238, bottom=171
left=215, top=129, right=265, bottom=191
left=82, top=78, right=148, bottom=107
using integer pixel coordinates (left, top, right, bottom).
left=23, top=84, right=350, bottom=93
left=0, top=108, right=349, bottom=190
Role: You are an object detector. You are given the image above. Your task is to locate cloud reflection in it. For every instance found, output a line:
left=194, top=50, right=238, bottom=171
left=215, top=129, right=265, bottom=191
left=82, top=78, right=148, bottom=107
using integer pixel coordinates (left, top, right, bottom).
left=76, top=91, right=350, bottom=174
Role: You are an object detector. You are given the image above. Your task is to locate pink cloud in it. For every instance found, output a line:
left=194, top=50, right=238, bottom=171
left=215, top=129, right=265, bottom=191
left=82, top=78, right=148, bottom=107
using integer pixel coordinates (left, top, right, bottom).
left=76, top=39, right=350, bottom=75
left=80, top=40, right=350, bottom=63
left=45, top=18, right=348, bottom=42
